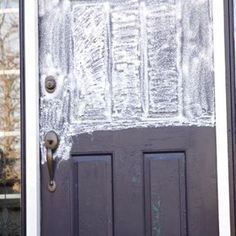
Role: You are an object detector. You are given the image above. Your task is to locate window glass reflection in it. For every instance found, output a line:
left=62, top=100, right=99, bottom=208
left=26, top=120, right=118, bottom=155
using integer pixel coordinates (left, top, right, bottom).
left=0, top=0, right=21, bottom=235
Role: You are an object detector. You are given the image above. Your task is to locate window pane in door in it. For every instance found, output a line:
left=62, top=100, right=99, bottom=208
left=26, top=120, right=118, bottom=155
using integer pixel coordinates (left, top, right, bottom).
left=0, top=0, right=21, bottom=235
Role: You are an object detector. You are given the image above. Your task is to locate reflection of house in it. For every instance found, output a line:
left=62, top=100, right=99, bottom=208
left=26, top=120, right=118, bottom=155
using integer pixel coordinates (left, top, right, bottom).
left=0, top=3, right=21, bottom=193
left=0, top=3, right=21, bottom=235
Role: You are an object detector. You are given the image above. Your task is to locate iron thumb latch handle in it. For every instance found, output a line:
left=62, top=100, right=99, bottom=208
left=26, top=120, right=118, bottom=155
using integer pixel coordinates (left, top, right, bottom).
left=44, top=131, right=59, bottom=192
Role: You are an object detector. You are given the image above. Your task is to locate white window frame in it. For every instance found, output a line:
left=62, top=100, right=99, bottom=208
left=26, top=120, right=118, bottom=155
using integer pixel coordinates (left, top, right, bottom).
left=24, top=0, right=231, bottom=235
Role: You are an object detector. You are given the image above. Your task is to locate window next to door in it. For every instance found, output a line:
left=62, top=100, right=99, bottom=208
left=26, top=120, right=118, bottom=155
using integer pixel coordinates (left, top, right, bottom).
left=0, top=0, right=22, bottom=235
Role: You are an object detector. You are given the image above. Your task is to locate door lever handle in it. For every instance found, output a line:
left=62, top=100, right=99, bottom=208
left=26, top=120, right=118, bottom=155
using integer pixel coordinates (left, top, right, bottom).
left=44, top=131, right=59, bottom=192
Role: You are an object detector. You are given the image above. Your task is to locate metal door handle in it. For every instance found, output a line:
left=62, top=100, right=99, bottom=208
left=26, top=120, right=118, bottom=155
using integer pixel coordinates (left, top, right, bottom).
left=44, top=131, right=59, bottom=192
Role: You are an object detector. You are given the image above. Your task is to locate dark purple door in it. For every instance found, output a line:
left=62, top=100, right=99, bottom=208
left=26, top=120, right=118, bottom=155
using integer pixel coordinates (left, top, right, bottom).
left=41, top=127, right=218, bottom=236
left=39, top=0, right=218, bottom=235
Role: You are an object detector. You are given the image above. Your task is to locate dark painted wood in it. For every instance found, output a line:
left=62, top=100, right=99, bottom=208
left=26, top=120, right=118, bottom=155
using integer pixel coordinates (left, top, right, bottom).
left=42, top=161, right=73, bottom=236
left=72, top=155, right=113, bottom=236
left=19, top=0, right=26, bottom=234
left=144, top=153, right=186, bottom=236
left=41, top=127, right=218, bottom=236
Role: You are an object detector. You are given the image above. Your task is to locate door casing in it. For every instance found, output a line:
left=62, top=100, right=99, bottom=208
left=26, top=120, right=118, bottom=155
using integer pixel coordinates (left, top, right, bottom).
left=224, top=0, right=236, bottom=234
left=23, top=0, right=231, bottom=235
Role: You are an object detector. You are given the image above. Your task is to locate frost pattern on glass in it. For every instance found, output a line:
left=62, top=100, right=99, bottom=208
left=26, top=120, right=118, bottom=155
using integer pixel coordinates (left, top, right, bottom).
left=39, top=0, right=214, bottom=160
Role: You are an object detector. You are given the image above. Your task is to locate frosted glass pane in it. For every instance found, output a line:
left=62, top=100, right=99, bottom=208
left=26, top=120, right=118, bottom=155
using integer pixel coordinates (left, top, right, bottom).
left=39, top=0, right=214, bottom=159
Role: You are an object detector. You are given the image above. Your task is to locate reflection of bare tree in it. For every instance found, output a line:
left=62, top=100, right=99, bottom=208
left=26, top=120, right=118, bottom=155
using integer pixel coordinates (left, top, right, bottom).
left=0, top=1, right=21, bottom=193
left=0, top=6, right=19, bottom=70
left=0, top=136, right=20, bottom=193
left=0, top=76, right=20, bottom=194
left=0, top=2, right=21, bottom=235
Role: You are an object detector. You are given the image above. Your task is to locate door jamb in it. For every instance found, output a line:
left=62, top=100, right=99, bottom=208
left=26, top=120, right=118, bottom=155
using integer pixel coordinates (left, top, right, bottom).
left=24, top=0, right=40, bottom=235
left=224, top=0, right=236, bottom=234
left=214, top=0, right=232, bottom=234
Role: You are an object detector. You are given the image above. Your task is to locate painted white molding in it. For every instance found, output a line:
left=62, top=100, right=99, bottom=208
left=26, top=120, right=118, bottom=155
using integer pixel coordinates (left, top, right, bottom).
left=24, top=0, right=40, bottom=235
left=213, top=0, right=231, bottom=235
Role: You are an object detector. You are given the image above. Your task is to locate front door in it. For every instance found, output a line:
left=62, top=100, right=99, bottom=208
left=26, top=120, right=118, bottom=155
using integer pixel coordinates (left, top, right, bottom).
left=39, top=0, right=218, bottom=235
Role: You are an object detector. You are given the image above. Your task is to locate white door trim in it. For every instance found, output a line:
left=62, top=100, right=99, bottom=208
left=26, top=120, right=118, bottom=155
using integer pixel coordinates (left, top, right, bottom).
left=24, top=0, right=40, bottom=235
left=213, top=0, right=231, bottom=235
left=24, top=0, right=231, bottom=235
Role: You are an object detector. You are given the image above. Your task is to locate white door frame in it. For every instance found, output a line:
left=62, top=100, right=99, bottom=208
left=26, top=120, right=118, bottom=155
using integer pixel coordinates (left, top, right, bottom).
left=213, top=0, right=232, bottom=234
left=24, top=0, right=231, bottom=235
left=24, top=0, right=40, bottom=235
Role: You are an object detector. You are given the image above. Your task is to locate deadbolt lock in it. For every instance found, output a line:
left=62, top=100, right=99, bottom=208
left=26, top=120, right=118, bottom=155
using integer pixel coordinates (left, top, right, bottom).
left=45, top=76, right=56, bottom=93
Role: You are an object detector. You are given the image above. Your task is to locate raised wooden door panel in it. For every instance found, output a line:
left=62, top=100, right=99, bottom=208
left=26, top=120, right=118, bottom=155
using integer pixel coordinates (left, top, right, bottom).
left=144, top=153, right=186, bottom=236
left=72, top=155, right=113, bottom=236
left=41, top=127, right=218, bottom=236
